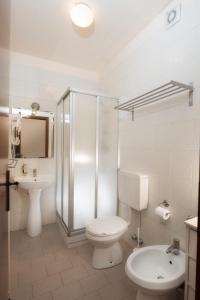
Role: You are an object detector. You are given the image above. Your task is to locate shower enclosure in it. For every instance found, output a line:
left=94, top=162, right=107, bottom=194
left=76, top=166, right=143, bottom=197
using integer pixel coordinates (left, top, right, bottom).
left=56, top=89, right=118, bottom=235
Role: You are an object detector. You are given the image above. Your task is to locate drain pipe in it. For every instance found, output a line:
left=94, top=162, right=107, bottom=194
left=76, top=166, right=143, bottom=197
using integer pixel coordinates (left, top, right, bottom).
left=137, top=212, right=141, bottom=248
left=132, top=212, right=143, bottom=248
left=137, top=227, right=140, bottom=248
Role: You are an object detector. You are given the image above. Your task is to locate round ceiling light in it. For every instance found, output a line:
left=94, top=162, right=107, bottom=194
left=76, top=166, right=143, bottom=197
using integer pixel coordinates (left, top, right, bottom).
left=70, top=3, right=94, bottom=28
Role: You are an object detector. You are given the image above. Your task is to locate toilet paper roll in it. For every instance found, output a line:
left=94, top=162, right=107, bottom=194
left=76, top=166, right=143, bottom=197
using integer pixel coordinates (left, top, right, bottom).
left=155, top=206, right=171, bottom=221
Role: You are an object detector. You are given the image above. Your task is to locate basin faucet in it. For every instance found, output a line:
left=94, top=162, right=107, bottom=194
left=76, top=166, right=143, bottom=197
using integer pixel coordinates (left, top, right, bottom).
left=22, top=163, right=28, bottom=175
left=33, top=168, right=37, bottom=178
left=166, top=238, right=180, bottom=255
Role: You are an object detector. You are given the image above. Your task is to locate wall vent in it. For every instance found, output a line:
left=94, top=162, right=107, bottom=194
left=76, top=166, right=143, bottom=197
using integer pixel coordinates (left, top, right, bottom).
left=166, top=2, right=181, bottom=29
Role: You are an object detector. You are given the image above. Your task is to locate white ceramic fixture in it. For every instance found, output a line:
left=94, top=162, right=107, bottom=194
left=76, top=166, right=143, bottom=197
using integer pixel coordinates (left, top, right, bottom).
left=14, top=176, right=53, bottom=237
left=70, top=3, right=94, bottom=28
left=125, top=245, right=185, bottom=300
left=86, top=216, right=128, bottom=269
left=118, top=171, right=149, bottom=211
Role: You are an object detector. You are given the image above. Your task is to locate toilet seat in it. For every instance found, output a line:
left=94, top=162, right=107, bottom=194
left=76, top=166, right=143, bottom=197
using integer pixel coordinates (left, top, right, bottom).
left=86, top=216, right=128, bottom=237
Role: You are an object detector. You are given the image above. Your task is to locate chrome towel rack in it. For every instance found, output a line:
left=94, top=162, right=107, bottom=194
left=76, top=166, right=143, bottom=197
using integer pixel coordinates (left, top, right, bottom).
left=115, top=81, right=193, bottom=119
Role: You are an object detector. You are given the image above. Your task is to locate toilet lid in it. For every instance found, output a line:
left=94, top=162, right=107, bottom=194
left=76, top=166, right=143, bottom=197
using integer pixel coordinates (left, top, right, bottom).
left=86, top=216, right=128, bottom=237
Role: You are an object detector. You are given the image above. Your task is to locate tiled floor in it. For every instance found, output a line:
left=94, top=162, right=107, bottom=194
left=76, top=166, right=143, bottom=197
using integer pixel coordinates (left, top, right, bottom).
left=10, top=223, right=137, bottom=300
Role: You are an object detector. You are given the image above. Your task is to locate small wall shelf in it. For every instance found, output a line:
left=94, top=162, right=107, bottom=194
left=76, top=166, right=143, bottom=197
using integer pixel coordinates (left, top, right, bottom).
left=115, top=81, right=193, bottom=119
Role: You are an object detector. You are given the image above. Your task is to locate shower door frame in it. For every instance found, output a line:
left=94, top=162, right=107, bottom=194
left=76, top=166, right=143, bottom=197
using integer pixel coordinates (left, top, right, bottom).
left=56, top=97, right=65, bottom=227
left=196, top=178, right=200, bottom=299
left=56, top=88, right=119, bottom=236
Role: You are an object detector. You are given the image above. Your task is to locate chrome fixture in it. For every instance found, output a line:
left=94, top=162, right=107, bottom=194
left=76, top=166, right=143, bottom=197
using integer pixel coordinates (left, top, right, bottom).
left=159, top=200, right=170, bottom=207
left=22, top=163, right=28, bottom=175
left=11, top=113, right=21, bottom=146
left=8, top=158, right=18, bottom=169
left=132, top=234, right=144, bottom=246
left=33, top=169, right=37, bottom=178
left=31, top=102, right=40, bottom=115
left=115, top=81, right=193, bottom=120
left=166, top=238, right=180, bottom=255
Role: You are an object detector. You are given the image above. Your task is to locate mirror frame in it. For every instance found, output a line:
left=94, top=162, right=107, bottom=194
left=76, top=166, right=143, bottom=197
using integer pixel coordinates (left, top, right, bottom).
left=0, top=112, right=9, bottom=159
left=20, top=115, right=49, bottom=158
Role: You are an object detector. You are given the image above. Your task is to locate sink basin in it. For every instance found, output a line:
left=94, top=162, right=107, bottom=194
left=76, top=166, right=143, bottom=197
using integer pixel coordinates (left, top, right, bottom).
left=14, top=175, right=53, bottom=190
left=125, top=245, right=185, bottom=300
left=14, top=175, right=53, bottom=237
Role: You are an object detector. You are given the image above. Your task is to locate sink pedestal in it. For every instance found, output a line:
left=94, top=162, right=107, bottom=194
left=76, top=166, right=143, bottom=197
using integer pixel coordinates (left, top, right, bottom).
left=14, top=175, right=53, bottom=237
left=27, top=189, right=42, bottom=237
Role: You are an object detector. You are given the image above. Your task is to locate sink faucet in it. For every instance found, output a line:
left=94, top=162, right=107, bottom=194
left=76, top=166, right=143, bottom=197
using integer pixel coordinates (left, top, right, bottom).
left=166, top=238, right=180, bottom=255
left=33, top=168, right=37, bottom=178
left=22, top=163, right=28, bottom=175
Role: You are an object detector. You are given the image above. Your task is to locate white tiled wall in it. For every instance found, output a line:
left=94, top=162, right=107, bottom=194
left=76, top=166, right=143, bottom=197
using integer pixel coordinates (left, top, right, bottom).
left=9, top=52, right=99, bottom=231
left=9, top=51, right=99, bottom=112
left=100, top=0, right=200, bottom=250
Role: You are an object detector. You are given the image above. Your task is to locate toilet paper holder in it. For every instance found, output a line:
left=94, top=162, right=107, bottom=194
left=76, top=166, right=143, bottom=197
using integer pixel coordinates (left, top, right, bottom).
left=159, top=200, right=170, bottom=207
left=155, top=201, right=171, bottom=222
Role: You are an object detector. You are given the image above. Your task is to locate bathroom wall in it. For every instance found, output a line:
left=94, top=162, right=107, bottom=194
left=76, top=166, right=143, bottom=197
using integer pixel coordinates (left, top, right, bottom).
left=9, top=51, right=99, bottom=231
left=9, top=51, right=99, bottom=111
left=100, top=0, right=200, bottom=250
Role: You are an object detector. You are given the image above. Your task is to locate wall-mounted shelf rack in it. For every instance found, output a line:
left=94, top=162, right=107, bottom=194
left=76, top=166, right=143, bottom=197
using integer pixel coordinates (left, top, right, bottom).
left=115, top=81, right=193, bottom=119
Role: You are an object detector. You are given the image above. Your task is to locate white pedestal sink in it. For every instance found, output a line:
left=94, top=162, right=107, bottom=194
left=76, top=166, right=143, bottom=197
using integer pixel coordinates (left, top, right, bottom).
left=14, top=176, right=53, bottom=237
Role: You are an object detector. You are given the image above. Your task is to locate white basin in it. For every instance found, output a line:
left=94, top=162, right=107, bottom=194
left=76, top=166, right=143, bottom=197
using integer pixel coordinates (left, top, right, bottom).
left=125, top=245, right=185, bottom=300
left=15, top=175, right=52, bottom=190
left=14, top=175, right=53, bottom=237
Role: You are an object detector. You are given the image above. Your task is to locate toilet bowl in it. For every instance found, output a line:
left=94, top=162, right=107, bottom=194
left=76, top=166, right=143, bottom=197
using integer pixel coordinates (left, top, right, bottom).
left=86, top=216, right=128, bottom=269
left=125, top=245, right=185, bottom=300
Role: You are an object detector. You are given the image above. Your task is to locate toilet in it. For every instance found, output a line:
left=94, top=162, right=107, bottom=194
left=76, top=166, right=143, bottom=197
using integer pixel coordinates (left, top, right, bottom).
left=86, top=171, right=149, bottom=269
left=86, top=216, right=128, bottom=269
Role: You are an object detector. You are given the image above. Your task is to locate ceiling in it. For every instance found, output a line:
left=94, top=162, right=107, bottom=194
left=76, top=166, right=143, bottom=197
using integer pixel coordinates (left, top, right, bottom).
left=11, top=0, right=172, bottom=72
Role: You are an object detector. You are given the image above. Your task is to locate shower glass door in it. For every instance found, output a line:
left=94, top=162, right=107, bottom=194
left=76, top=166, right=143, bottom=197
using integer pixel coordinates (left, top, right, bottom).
left=56, top=90, right=119, bottom=235
left=63, top=95, right=70, bottom=228
left=97, top=97, right=118, bottom=217
left=56, top=101, right=63, bottom=218
left=72, top=93, right=97, bottom=230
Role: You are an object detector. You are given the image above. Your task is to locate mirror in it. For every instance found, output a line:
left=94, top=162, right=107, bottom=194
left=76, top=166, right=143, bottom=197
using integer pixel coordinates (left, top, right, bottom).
left=12, top=109, right=54, bottom=158
left=16, top=116, right=50, bottom=158
left=0, top=107, right=54, bottom=158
